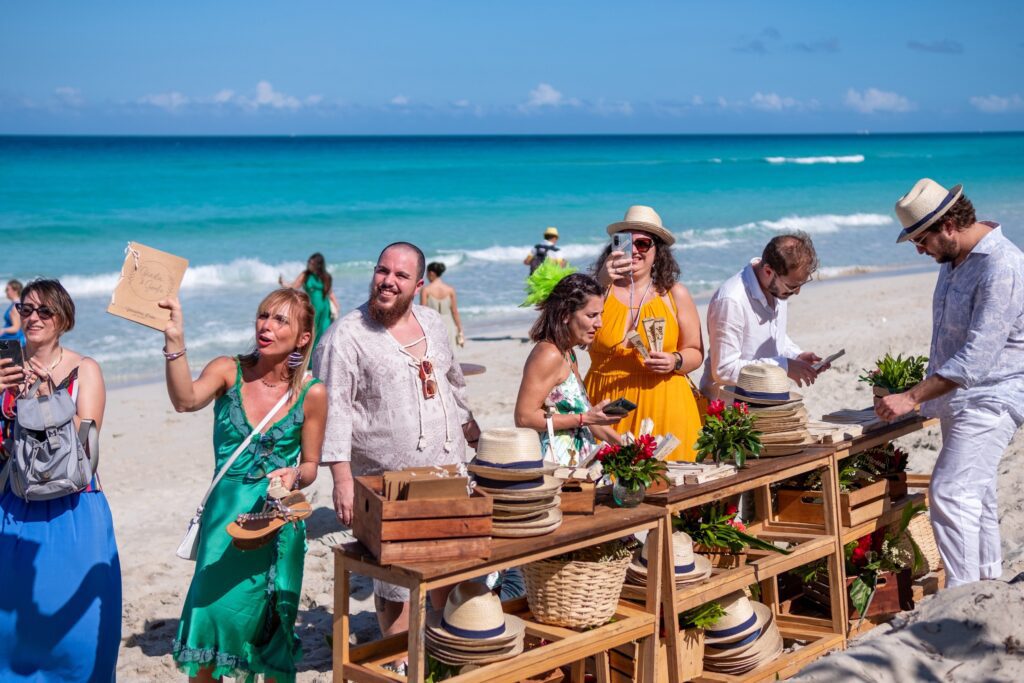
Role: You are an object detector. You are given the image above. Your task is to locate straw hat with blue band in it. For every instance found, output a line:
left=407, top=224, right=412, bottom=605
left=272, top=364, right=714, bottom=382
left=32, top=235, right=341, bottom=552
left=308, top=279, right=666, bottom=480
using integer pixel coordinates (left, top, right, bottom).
left=894, top=178, right=964, bottom=244
left=627, top=530, right=711, bottom=585
left=718, top=364, right=802, bottom=407
left=468, top=427, right=557, bottom=481
left=703, top=592, right=772, bottom=647
left=425, top=581, right=526, bottom=654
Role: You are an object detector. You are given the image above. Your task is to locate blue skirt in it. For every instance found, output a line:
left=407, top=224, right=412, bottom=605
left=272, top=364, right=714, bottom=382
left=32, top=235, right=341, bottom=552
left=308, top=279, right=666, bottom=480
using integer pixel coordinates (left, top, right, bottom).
left=0, top=484, right=122, bottom=682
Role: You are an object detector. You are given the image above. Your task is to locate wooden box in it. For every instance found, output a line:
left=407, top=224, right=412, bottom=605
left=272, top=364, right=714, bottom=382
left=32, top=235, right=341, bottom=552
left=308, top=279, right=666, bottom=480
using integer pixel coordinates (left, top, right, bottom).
left=559, top=480, right=596, bottom=515
left=352, top=475, right=492, bottom=564
left=693, top=544, right=747, bottom=570
left=776, top=478, right=890, bottom=527
left=883, top=472, right=908, bottom=501
left=805, top=569, right=914, bottom=618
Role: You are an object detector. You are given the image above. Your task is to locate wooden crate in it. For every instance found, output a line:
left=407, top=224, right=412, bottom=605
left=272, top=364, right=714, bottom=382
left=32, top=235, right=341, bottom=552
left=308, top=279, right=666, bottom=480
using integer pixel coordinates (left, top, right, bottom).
left=776, top=479, right=890, bottom=528
left=805, top=569, right=913, bottom=619
left=694, top=545, right=747, bottom=570
left=559, top=481, right=596, bottom=515
left=882, top=472, right=908, bottom=501
left=351, top=475, right=492, bottom=564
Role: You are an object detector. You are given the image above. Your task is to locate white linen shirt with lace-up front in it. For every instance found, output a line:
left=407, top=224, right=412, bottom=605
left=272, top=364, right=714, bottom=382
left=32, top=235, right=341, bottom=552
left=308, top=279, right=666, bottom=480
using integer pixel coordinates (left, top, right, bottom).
left=314, top=303, right=472, bottom=473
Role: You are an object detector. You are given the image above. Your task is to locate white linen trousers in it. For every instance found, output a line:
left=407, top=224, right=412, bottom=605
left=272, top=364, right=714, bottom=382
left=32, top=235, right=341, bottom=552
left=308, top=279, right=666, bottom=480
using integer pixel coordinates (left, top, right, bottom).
left=930, top=404, right=1021, bottom=588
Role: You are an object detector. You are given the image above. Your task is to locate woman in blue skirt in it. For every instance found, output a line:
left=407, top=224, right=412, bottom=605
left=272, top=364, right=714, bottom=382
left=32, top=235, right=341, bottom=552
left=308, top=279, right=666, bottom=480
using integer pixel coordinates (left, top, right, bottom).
left=0, top=279, right=121, bottom=682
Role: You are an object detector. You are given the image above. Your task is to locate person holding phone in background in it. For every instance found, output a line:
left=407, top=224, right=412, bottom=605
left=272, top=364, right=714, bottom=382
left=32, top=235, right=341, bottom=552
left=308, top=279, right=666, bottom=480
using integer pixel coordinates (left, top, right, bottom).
left=1, top=279, right=25, bottom=345
left=588, top=206, right=705, bottom=461
left=515, top=272, right=621, bottom=465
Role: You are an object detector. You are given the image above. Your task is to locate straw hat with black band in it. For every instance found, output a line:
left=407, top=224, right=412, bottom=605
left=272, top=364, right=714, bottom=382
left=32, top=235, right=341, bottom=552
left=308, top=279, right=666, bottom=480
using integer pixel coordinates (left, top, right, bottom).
left=719, top=364, right=802, bottom=406
left=606, top=205, right=676, bottom=246
left=895, top=178, right=963, bottom=244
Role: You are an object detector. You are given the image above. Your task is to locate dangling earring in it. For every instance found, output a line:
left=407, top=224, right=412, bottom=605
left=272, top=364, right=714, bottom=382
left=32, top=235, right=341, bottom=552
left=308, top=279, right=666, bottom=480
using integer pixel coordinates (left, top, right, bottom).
left=287, top=348, right=305, bottom=369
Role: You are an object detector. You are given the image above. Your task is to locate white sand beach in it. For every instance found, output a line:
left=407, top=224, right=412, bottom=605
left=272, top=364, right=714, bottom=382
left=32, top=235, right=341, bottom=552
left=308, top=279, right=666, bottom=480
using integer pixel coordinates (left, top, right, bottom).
left=106, top=267, right=1024, bottom=681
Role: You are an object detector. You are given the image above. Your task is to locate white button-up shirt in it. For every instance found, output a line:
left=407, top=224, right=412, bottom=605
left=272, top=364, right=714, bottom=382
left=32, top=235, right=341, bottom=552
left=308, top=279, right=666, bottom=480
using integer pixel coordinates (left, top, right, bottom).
left=700, top=259, right=802, bottom=399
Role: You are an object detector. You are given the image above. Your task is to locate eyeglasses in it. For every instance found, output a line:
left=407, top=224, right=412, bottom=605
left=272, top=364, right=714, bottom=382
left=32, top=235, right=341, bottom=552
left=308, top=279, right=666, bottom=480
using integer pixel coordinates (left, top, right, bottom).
left=909, top=228, right=937, bottom=247
left=419, top=359, right=438, bottom=399
left=771, top=272, right=813, bottom=295
left=633, top=238, right=655, bottom=255
left=14, top=303, right=55, bottom=320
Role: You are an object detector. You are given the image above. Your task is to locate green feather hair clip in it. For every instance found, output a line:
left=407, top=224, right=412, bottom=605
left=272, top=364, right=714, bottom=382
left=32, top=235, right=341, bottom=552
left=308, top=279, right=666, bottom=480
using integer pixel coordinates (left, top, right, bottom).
left=521, top=259, right=578, bottom=307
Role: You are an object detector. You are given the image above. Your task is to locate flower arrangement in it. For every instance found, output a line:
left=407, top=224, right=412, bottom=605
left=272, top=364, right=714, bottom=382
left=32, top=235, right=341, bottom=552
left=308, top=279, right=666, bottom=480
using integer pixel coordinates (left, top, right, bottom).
left=858, top=353, right=928, bottom=394
left=694, top=400, right=762, bottom=468
left=673, top=502, right=788, bottom=555
left=595, top=433, right=669, bottom=492
left=845, top=503, right=926, bottom=615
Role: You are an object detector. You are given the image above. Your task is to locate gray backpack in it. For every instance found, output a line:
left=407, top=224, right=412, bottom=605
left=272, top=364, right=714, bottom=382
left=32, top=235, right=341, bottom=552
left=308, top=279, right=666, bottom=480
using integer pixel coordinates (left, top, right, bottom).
left=0, top=379, right=99, bottom=500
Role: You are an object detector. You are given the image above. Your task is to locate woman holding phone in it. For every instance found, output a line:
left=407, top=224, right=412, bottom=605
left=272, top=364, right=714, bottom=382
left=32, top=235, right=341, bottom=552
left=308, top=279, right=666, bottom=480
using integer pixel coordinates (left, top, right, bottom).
left=161, top=288, right=326, bottom=683
left=514, top=270, right=621, bottom=466
left=0, top=279, right=121, bottom=681
left=587, top=206, right=704, bottom=461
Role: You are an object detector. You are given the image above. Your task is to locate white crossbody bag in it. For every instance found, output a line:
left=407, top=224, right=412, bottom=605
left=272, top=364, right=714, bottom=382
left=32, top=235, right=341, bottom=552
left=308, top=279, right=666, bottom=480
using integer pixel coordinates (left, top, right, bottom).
left=176, top=388, right=293, bottom=561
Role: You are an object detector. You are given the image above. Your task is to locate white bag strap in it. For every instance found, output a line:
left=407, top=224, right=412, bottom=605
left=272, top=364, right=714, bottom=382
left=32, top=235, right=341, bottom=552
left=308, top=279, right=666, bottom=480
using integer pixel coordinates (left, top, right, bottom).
left=193, top=387, right=293, bottom=514
left=544, top=411, right=557, bottom=463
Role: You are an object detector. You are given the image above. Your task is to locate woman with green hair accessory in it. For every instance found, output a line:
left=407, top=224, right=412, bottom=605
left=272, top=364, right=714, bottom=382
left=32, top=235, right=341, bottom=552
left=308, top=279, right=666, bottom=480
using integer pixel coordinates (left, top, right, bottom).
left=515, top=270, right=621, bottom=466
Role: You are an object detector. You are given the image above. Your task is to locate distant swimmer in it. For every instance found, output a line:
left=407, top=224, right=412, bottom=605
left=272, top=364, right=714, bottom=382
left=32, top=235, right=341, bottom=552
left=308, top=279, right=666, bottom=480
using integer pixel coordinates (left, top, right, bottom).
left=524, top=226, right=566, bottom=274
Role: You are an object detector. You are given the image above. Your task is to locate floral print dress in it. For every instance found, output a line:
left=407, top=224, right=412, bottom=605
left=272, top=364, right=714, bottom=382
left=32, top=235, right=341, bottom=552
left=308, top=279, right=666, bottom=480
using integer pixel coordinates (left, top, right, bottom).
left=540, top=352, right=599, bottom=466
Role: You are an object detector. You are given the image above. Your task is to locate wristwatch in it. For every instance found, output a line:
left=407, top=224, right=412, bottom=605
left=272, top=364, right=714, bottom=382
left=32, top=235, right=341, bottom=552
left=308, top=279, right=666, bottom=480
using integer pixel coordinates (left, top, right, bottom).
left=673, top=352, right=683, bottom=372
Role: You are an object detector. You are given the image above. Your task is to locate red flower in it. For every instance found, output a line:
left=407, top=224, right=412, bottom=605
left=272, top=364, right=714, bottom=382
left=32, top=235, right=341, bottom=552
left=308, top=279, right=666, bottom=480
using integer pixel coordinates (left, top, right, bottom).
left=727, top=518, right=747, bottom=532
left=707, top=399, right=726, bottom=417
left=850, top=534, right=872, bottom=567
left=637, top=434, right=657, bottom=458
left=725, top=503, right=739, bottom=516
left=732, top=401, right=749, bottom=415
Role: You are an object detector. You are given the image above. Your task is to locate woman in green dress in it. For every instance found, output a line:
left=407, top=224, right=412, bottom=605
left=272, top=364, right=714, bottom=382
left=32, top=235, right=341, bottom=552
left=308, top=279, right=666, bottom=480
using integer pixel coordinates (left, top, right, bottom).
left=280, top=252, right=339, bottom=354
left=160, top=288, right=327, bottom=683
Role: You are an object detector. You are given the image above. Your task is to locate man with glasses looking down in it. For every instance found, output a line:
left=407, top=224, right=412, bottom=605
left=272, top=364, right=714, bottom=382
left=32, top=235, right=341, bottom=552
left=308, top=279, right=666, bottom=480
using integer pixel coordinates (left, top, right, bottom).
left=314, top=241, right=480, bottom=650
left=701, top=231, right=828, bottom=400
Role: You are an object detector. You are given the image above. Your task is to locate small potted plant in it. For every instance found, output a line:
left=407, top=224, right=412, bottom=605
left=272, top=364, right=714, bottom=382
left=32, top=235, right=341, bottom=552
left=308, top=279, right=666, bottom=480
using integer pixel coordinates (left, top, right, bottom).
left=858, top=353, right=928, bottom=404
left=675, top=601, right=725, bottom=680
left=694, top=400, right=762, bottom=468
left=595, top=434, right=669, bottom=507
left=674, top=502, right=788, bottom=568
left=860, top=444, right=910, bottom=500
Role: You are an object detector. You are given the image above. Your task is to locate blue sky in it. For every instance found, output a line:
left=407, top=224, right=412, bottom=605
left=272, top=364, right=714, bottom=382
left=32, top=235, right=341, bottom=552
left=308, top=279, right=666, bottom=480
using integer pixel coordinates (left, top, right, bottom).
left=2, top=1, right=1023, bottom=134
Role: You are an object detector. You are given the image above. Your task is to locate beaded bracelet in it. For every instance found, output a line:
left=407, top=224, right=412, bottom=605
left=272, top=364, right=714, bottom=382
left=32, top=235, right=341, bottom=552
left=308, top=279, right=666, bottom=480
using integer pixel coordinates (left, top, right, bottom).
left=163, top=346, right=187, bottom=361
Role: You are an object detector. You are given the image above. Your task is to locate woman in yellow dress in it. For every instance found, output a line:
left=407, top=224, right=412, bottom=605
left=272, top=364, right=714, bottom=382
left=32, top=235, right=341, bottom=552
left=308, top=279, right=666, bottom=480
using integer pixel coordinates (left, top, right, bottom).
left=585, top=205, right=704, bottom=461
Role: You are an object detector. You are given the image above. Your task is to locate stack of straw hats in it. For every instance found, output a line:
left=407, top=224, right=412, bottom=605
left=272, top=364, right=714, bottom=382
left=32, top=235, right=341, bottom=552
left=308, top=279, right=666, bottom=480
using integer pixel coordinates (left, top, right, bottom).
left=469, top=428, right=562, bottom=538
left=720, top=364, right=814, bottom=456
left=426, top=581, right=526, bottom=666
left=626, top=530, right=712, bottom=589
left=702, top=591, right=783, bottom=674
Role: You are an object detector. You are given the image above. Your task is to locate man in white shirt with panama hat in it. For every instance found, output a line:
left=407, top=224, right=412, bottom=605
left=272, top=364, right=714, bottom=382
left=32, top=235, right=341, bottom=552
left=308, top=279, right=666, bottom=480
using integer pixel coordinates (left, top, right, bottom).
left=876, top=178, right=1024, bottom=588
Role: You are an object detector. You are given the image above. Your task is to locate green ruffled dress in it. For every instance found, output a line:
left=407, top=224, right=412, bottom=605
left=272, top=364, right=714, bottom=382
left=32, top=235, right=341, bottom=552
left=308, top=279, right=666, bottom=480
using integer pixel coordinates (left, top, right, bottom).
left=303, top=273, right=332, bottom=351
left=172, top=362, right=318, bottom=682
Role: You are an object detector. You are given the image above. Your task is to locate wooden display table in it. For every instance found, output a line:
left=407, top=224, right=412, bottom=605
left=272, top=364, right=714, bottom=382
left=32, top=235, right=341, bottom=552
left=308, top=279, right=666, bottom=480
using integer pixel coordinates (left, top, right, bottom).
left=333, top=502, right=669, bottom=682
left=643, top=450, right=848, bottom=683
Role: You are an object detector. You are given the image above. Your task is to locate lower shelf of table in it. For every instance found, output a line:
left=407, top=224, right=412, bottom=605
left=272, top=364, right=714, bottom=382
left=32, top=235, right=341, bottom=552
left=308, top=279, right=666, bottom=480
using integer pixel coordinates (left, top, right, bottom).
left=343, top=598, right=656, bottom=683
left=841, top=493, right=927, bottom=544
left=693, top=619, right=845, bottom=683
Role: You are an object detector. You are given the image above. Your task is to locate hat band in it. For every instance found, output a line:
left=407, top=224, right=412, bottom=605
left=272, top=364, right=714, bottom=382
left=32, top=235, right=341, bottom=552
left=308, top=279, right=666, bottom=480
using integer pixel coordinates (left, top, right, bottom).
left=731, top=386, right=790, bottom=401
left=441, top=617, right=507, bottom=640
left=639, top=555, right=695, bottom=574
left=707, top=611, right=758, bottom=639
left=901, top=189, right=958, bottom=235
left=707, top=626, right=763, bottom=651
left=474, top=475, right=544, bottom=490
left=473, top=457, right=546, bottom=470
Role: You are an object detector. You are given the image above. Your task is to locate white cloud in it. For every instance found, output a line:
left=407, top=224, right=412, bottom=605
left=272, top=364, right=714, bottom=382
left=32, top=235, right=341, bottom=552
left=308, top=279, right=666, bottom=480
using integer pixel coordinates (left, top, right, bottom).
left=138, top=91, right=189, bottom=111
left=390, top=95, right=410, bottom=106
left=750, top=92, right=798, bottom=111
left=54, top=86, right=85, bottom=107
left=254, top=80, right=301, bottom=110
left=844, top=87, right=913, bottom=114
left=522, top=83, right=579, bottom=109
left=452, top=99, right=471, bottom=108
left=213, top=89, right=235, bottom=104
left=969, top=94, right=1024, bottom=113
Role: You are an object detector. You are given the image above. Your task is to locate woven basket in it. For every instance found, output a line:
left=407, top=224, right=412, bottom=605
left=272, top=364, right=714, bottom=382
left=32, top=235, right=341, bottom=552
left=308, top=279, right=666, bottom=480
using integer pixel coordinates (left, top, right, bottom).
left=893, top=513, right=942, bottom=578
left=522, top=553, right=631, bottom=628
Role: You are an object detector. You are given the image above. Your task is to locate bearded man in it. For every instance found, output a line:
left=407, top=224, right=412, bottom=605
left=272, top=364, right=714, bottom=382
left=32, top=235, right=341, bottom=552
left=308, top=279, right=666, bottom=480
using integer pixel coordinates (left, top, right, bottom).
left=314, top=241, right=480, bottom=640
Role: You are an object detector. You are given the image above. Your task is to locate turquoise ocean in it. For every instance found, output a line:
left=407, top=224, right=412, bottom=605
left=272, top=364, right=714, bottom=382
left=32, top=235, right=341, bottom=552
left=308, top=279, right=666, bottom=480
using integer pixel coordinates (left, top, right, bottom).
left=2, top=133, right=1022, bottom=385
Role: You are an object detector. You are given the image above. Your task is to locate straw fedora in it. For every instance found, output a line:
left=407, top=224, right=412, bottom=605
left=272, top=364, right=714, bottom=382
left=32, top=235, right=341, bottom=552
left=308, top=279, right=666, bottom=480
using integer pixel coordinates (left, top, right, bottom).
left=719, top=364, right=801, bottom=406
left=895, top=178, right=963, bottom=243
left=425, top=582, right=526, bottom=648
left=493, top=506, right=562, bottom=530
left=703, top=592, right=771, bottom=647
left=469, top=428, right=556, bottom=481
left=628, top=530, right=711, bottom=581
left=475, top=474, right=562, bottom=497
left=606, top=205, right=677, bottom=246
left=544, top=226, right=559, bottom=238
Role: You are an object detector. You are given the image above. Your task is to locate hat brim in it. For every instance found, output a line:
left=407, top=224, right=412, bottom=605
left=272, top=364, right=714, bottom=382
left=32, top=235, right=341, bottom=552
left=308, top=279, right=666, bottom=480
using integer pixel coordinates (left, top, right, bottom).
left=493, top=507, right=562, bottom=530
left=469, top=462, right=557, bottom=480
left=896, top=184, right=963, bottom=243
left=720, top=387, right=802, bottom=406
left=476, top=475, right=562, bottom=498
left=628, top=551, right=712, bottom=579
left=704, top=602, right=772, bottom=646
left=426, top=612, right=526, bottom=648
left=491, top=517, right=562, bottom=538
left=606, top=221, right=676, bottom=246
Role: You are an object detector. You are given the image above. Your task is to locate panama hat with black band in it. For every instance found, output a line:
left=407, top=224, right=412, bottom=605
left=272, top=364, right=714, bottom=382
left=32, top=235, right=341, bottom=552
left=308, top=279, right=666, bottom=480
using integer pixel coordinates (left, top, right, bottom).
left=895, top=178, right=964, bottom=244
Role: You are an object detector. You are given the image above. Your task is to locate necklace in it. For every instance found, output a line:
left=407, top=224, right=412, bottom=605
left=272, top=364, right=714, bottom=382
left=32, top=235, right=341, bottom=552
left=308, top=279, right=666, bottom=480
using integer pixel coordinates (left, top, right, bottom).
left=260, top=376, right=282, bottom=388
left=28, top=346, right=63, bottom=372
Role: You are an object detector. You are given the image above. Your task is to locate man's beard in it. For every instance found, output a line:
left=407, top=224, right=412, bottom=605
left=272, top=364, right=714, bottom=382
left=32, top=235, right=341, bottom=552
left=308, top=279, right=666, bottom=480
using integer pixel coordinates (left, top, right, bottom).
left=368, top=285, right=414, bottom=326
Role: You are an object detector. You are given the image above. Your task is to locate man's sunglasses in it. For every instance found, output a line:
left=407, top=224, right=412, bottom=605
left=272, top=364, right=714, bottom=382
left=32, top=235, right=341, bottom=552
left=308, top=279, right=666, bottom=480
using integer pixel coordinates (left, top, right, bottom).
left=419, top=359, right=438, bottom=399
left=14, top=303, right=55, bottom=320
left=633, top=238, right=655, bottom=255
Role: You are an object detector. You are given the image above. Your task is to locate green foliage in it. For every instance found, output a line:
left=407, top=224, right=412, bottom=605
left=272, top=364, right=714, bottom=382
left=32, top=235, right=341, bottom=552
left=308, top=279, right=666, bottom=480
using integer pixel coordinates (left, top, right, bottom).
left=680, top=601, right=726, bottom=629
left=521, top=259, right=578, bottom=307
left=694, top=402, right=762, bottom=468
left=858, top=353, right=928, bottom=393
left=791, top=560, right=827, bottom=584
left=596, top=436, right=668, bottom=491
left=673, top=503, right=789, bottom=555
left=425, top=656, right=462, bottom=682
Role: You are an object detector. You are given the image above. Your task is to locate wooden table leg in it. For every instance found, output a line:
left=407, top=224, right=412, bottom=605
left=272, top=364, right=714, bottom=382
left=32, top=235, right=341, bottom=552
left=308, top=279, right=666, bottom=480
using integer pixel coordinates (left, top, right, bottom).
left=638, top=517, right=663, bottom=683
left=660, top=511, right=682, bottom=683
left=570, top=660, right=585, bottom=682
left=594, top=651, right=612, bottom=683
left=333, top=552, right=350, bottom=682
left=821, top=453, right=850, bottom=637
left=407, top=582, right=427, bottom=683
